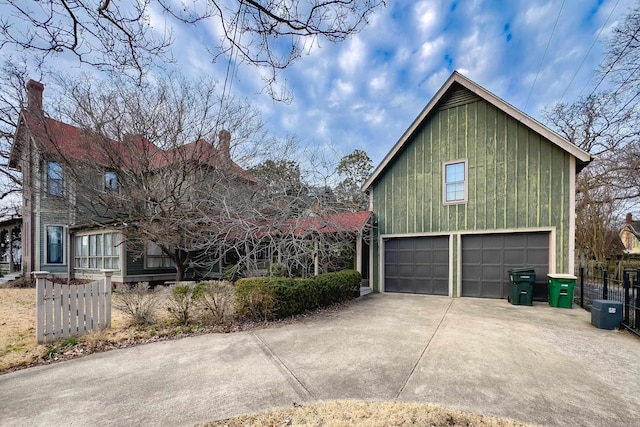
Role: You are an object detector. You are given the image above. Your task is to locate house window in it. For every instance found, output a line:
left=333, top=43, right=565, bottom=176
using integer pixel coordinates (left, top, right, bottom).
left=47, top=161, right=63, bottom=196
left=104, top=171, right=119, bottom=193
left=46, top=226, right=64, bottom=264
left=146, top=242, right=174, bottom=268
left=443, top=160, right=468, bottom=204
left=74, top=232, right=120, bottom=270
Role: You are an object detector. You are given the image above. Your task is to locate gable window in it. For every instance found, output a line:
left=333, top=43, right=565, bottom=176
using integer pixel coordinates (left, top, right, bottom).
left=104, top=171, right=119, bottom=193
left=46, top=225, right=64, bottom=264
left=74, top=232, right=121, bottom=270
left=47, top=161, right=63, bottom=196
left=146, top=242, right=174, bottom=268
left=443, top=160, right=468, bottom=204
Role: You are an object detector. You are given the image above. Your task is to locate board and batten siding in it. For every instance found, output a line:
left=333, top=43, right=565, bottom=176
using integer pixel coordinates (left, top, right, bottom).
left=371, top=92, right=571, bottom=292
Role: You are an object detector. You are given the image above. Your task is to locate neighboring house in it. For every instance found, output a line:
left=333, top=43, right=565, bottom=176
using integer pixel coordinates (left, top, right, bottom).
left=621, top=213, right=640, bottom=254
left=9, top=80, right=257, bottom=285
left=9, top=79, right=369, bottom=285
left=362, top=72, right=591, bottom=298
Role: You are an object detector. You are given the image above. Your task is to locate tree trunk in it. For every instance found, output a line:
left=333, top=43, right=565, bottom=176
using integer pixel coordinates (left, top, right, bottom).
left=175, top=263, right=185, bottom=282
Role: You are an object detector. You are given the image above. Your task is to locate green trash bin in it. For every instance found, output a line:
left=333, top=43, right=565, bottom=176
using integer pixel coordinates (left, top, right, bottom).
left=509, top=267, right=536, bottom=284
left=510, top=282, right=533, bottom=305
left=508, top=268, right=535, bottom=306
left=547, top=274, right=576, bottom=308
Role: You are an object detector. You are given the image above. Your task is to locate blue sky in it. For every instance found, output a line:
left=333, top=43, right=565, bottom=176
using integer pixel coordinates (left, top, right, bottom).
left=166, top=0, right=634, bottom=166
left=3, top=0, right=637, bottom=167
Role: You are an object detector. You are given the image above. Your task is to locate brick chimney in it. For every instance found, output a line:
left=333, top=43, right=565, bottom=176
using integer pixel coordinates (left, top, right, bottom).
left=219, top=130, right=231, bottom=159
left=626, top=213, right=633, bottom=224
left=26, top=80, right=44, bottom=115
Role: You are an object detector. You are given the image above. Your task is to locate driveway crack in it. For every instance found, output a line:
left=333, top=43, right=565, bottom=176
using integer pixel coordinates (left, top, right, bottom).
left=251, top=332, right=315, bottom=401
left=396, top=298, right=455, bottom=398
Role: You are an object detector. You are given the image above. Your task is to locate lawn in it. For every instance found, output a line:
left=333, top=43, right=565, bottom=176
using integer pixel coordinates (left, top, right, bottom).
left=0, top=288, right=132, bottom=372
left=0, top=287, right=234, bottom=373
left=201, top=401, right=530, bottom=426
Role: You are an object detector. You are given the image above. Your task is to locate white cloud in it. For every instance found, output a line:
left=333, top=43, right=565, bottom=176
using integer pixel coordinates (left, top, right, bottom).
left=363, top=107, right=385, bottom=125
left=418, top=36, right=446, bottom=65
left=338, top=36, right=366, bottom=74
left=328, top=79, right=355, bottom=107
left=414, top=1, right=441, bottom=36
left=369, top=73, right=389, bottom=92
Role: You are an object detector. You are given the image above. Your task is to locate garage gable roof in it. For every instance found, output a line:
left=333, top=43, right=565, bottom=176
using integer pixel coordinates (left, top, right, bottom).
left=363, top=71, right=592, bottom=191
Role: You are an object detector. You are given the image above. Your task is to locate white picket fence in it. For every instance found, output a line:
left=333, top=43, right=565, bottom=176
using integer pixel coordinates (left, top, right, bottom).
left=34, top=271, right=113, bottom=343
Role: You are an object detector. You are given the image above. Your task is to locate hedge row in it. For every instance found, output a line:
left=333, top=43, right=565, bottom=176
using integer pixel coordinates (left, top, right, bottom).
left=235, top=269, right=362, bottom=320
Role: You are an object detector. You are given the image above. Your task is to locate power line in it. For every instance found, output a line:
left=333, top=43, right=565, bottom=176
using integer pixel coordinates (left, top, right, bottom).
left=561, top=0, right=621, bottom=101
left=525, top=0, right=566, bottom=110
left=582, top=8, right=640, bottom=99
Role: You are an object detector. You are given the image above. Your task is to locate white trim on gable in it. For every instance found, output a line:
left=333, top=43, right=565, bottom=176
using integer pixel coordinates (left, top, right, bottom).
left=362, top=71, right=591, bottom=191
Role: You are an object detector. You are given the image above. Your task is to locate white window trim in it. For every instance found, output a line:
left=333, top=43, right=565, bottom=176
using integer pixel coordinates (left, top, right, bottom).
left=145, top=242, right=175, bottom=269
left=442, top=159, right=469, bottom=205
left=73, top=230, right=122, bottom=271
left=44, top=224, right=66, bottom=265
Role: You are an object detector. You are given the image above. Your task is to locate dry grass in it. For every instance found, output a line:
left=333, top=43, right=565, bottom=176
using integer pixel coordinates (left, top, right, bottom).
left=0, top=288, right=133, bottom=372
left=0, top=288, right=45, bottom=371
left=0, top=286, right=262, bottom=374
left=202, top=401, right=532, bottom=427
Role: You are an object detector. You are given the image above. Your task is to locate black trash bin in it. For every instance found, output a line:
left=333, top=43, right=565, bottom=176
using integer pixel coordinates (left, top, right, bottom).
left=508, top=267, right=535, bottom=306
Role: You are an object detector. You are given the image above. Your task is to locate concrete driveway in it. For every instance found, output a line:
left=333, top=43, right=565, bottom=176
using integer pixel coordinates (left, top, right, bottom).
left=1, top=294, right=639, bottom=426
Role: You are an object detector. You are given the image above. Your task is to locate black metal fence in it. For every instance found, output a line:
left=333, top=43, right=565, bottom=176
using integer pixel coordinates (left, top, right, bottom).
left=574, top=267, right=640, bottom=336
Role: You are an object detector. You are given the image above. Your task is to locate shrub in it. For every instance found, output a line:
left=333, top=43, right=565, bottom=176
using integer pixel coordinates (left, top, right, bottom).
left=0, top=277, right=35, bottom=289
left=235, top=270, right=362, bottom=321
left=272, top=278, right=319, bottom=318
left=113, top=282, right=159, bottom=326
left=269, top=263, right=286, bottom=277
left=235, top=278, right=276, bottom=321
left=223, top=265, right=243, bottom=283
left=166, top=283, right=203, bottom=325
left=196, top=281, right=236, bottom=326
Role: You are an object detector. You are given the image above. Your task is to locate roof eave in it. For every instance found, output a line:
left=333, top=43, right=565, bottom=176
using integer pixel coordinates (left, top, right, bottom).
left=8, top=111, right=27, bottom=171
left=362, top=71, right=593, bottom=191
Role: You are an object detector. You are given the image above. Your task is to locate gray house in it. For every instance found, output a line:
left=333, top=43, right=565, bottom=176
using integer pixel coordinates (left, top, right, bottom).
left=9, top=80, right=256, bottom=285
left=363, top=72, right=591, bottom=298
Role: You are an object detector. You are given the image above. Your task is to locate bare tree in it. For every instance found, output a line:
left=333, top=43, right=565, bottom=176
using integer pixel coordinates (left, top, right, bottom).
left=0, top=58, right=30, bottom=207
left=600, top=5, right=640, bottom=96
left=574, top=168, right=625, bottom=263
left=30, top=74, right=267, bottom=281
left=542, top=6, right=640, bottom=262
left=0, top=0, right=383, bottom=93
left=28, top=73, right=365, bottom=281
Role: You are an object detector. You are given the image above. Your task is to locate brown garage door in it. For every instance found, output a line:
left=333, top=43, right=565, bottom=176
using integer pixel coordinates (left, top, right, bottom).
left=461, top=232, right=549, bottom=298
left=384, top=236, right=449, bottom=295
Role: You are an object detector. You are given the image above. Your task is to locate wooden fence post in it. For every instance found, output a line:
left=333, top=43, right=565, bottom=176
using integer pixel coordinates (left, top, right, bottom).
left=102, top=270, right=114, bottom=328
left=33, top=271, right=49, bottom=343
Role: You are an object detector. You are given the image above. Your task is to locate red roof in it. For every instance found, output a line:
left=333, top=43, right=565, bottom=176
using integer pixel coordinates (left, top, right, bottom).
left=15, top=110, right=256, bottom=183
left=232, top=211, right=373, bottom=239
left=284, top=211, right=373, bottom=236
